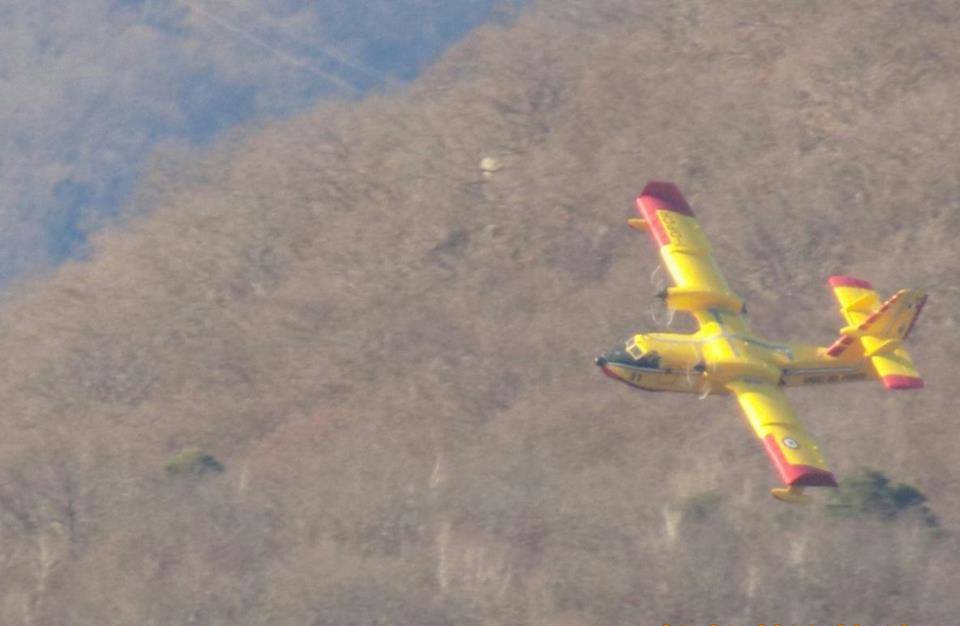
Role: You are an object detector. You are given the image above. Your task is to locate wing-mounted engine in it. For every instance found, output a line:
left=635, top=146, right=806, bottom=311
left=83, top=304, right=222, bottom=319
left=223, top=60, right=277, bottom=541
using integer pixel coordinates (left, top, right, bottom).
left=628, top=183, right=746, bottom=324
left=656, top=286, right=745, bottom=315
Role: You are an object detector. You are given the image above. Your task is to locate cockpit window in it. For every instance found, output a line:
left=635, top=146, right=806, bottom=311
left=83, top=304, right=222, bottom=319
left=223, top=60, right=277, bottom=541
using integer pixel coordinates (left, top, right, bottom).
left=625, top=337, right=643, bottom=360
left=638, top=351, right=661, bottom=368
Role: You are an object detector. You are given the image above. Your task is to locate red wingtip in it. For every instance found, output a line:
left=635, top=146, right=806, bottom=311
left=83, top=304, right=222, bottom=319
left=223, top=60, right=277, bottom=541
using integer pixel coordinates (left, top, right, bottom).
left=882, top=375, right=924, bottom=390
left=761, top=435, right=838, bottom=488
left=828, top=275, right=873, bottom=289
left=638, top=181, right=694, bottom=217
left=790, top=467, right=839, bottom=487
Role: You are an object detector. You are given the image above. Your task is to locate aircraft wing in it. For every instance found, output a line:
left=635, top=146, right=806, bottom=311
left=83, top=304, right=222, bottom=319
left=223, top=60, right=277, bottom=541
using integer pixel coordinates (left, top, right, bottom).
left=727, top=379, right=837, bottom=498
left=632, top=182, right=745, bottom=317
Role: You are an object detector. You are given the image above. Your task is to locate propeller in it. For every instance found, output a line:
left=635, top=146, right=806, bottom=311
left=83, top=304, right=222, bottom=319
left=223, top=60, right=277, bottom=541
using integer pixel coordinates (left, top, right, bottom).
left=699, top=384, right=712, bottom=401
left=692, top=362, right=710, bottom=399
left=648, top=304, right=677, bottom=327
left=648, top=264, right=675, bottom=327
left=650, top=263, right=666, bottom=290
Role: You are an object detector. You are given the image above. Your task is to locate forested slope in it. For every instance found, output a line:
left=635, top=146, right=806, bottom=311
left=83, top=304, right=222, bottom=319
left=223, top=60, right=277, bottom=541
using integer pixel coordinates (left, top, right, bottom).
left=1, top=1, right=958, bottom=624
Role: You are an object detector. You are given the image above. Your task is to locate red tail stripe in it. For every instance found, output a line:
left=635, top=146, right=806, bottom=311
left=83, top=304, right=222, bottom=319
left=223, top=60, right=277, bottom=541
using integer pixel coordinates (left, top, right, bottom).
left=882, top=375, right=924, bottom=390
left=829, top=275, right=872, bottom=289
left=903, top=294, right=927, bottom=340
left=857, top=292, right=900, bottom=331
left=826, top=335, right=854, bottom=357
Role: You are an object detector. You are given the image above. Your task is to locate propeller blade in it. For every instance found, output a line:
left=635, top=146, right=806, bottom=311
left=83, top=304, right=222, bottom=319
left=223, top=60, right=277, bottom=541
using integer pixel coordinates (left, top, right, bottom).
left=699, top=384, right=711, bottom=400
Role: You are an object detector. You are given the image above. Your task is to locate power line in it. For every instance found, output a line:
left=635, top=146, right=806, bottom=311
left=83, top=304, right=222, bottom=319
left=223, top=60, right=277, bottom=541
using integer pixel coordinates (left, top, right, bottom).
left=175, top=0, right=359, bottom=94
left=214, top=0, right=389, bottom=82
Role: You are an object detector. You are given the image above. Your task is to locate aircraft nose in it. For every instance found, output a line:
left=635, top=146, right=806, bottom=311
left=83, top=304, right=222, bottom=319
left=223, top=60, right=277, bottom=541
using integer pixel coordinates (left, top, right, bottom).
left=595, top=353, right=624, bottom=381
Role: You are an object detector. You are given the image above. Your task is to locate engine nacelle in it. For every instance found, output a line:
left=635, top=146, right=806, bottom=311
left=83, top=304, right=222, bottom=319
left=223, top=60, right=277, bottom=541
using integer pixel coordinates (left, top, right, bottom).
left=657, top=286, right=745, bottom=315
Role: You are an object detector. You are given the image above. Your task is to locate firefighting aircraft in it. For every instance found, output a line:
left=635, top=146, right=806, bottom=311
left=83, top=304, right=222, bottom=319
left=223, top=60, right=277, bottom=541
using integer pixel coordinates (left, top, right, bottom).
left=595, top=182, right=926, bottom=504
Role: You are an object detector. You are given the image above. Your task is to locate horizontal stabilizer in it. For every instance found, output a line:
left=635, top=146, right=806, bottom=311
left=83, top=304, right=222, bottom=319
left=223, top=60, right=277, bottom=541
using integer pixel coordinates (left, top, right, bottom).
left=880, top=373, right=924, bottom=390
left=829, top=276, right=880, bottom=325
left=864, top=338, right=900, bottom=357
left=843, top=292, right=880, bottom=315
left=827, top=277, right=926, bottom=389
left=868, top=341, right=924, bottom=389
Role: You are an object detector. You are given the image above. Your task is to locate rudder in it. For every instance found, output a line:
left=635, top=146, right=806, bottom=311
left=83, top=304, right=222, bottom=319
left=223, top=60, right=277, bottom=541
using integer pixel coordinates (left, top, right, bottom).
left=826, top=276, right=926, bottom=390
left=862, top=289, right=926, bottom=389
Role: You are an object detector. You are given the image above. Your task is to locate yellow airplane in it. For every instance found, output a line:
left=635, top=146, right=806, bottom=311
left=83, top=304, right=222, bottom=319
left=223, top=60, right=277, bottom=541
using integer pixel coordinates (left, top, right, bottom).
left=595, top=182, right=927, bottom=503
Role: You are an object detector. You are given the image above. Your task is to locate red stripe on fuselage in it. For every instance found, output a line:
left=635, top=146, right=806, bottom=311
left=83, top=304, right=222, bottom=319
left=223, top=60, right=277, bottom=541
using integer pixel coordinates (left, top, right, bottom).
left=761, top=434, right=838, bottom=487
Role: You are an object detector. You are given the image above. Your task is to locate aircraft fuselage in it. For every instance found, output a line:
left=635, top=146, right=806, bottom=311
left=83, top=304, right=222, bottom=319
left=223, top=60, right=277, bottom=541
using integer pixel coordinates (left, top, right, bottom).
left=596, top=309, right=870, bottom=395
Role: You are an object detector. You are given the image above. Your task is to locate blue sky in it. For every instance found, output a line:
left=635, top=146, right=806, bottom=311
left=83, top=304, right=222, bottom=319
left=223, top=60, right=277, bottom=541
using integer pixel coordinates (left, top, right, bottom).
left=0, top=0, right=524, bottom=288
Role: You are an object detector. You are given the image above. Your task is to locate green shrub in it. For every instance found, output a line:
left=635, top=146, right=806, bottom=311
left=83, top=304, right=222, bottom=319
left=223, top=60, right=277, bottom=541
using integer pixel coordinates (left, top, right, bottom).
left=827, top=468, right=936, bottom=525
left=164, top=448, right=225, bottom=477
left=679, top=490, right=722, bottom=523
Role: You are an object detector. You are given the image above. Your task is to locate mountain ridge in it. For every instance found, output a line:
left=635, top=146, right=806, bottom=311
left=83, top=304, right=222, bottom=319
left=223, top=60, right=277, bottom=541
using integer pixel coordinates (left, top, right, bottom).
left=0, top=1, right=957, bottom=623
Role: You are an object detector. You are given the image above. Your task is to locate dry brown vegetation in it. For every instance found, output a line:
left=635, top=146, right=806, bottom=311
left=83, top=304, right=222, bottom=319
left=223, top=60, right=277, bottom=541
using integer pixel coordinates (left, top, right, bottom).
left=1, top=1, right=959, bottom=624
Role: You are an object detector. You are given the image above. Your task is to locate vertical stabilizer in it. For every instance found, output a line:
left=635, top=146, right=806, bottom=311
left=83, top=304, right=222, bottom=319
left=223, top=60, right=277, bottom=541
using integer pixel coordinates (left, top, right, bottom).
left=826, top=277, right=926, bottom=389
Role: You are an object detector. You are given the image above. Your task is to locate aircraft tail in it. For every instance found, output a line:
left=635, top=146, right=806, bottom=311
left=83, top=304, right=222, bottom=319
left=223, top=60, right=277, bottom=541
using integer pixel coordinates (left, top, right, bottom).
left=826, top=276, right=926, bottom=390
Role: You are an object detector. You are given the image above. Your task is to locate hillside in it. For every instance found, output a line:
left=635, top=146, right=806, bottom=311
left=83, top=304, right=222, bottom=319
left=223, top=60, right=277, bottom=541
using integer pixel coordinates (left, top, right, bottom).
left=1, top=1, right=958, bottom=624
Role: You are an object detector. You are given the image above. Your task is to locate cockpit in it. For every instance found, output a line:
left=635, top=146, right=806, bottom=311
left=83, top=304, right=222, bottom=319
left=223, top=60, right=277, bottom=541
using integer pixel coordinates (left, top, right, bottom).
left=595, top=335, right=661, bottom=370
